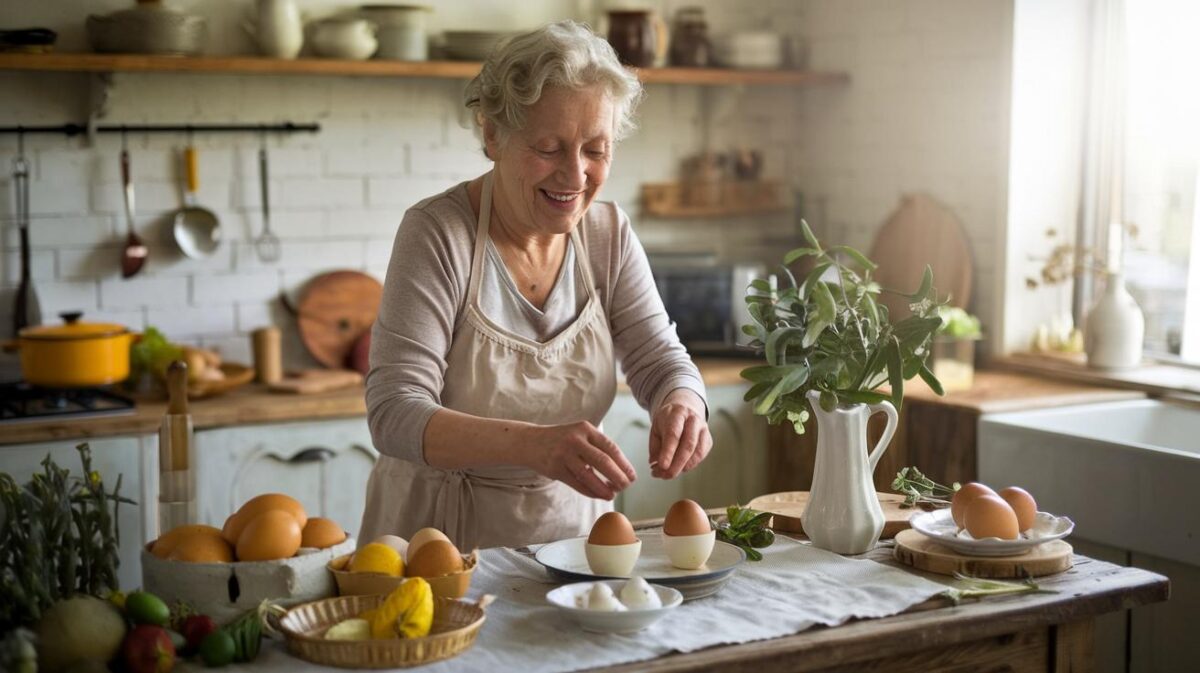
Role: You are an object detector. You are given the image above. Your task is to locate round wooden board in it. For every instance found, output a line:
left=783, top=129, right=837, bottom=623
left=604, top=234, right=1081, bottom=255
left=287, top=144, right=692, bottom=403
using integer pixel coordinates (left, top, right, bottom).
left=296, top=270, right=382, bottom=368
left=869, top=193, right=973, bottom=320
left=892, top=529, right=1073, bottom=578
left=747, top=491, right=914, bottom=539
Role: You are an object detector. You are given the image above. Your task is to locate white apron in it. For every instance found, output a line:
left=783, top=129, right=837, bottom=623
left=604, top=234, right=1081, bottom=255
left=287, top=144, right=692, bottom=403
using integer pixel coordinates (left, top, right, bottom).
left=359, top=173, right=618, bottom=550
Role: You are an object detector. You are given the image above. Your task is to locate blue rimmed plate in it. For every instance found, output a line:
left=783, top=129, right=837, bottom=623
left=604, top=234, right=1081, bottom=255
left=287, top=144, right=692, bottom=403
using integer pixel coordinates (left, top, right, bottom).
left=534, top=532, right=745, bottom=600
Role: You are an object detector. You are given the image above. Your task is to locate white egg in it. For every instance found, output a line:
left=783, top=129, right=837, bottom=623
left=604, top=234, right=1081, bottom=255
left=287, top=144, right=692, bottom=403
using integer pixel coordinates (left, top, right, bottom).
left=585, top=583, right=627, bottom=612
left=619, top=576, right=661, bottom=610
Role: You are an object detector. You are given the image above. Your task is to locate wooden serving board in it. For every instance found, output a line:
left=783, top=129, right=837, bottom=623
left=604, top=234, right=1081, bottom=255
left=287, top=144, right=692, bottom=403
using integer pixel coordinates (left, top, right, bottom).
left=268, top=369, right=363, bottom=395
left=892, top=529, right=1073, bottom=578
left=295, top=270, right=382, bottom=369
left=747, top=491, right=914, bottom=539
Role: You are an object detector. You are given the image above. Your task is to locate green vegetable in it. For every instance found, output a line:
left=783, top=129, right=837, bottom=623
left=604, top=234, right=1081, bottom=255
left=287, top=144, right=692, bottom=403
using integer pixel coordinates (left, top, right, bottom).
left=0, top=443, right=135, bottom=631
left=35, top=595, right=127, bottom=672
left=710, top=505, right=775, bottom=562
left=741, top=220, right=945, bottom=431
left=937, top=306, right=982, bottom=339
left=892, top=466, right=959, bottom=508
left=223, top=602, right=267, bottom=663
left=125, top=592, right=170, bottom=627
left=199, top=631, right=236, bottom=667
left=0, top=628, right=38, bottom=673
left=941, top=573, right=1057, bottom=605
left=129, top=326, right=183, bottom=382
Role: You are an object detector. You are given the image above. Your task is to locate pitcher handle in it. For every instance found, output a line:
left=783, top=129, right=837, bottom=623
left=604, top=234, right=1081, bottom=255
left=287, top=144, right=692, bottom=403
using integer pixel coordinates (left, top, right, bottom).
left=866, top=400, right=899, bottom=472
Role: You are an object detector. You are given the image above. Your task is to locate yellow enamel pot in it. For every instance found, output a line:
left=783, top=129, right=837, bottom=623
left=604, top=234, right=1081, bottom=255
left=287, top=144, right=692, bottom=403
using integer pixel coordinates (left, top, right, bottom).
left=15, top=312, right=134, bottom=387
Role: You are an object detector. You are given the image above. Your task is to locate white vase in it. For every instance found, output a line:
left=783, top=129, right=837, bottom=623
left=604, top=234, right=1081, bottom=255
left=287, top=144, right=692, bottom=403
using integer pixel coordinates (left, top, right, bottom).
left=800, top=390, right=899, bottom=555
left=1084, top=272, right=1145, bottom=370
left=245, top=0, right=304, bottom=59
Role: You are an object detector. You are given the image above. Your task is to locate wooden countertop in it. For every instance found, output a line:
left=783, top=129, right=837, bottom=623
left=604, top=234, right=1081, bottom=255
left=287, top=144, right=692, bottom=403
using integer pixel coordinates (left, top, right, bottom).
left=1, top=358, right=757, bottom=446
left=898, top=369, right=1146, bottom=414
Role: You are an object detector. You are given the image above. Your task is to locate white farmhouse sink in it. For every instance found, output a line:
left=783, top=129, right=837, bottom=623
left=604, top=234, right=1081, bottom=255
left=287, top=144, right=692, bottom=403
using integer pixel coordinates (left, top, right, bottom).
left=978, top=399, right=1200, bottom=566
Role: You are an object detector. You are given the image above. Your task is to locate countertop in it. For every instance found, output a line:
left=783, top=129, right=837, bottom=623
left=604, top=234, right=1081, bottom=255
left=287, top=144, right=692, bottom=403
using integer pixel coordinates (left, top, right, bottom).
left=0, top=358, right=756, bottom=446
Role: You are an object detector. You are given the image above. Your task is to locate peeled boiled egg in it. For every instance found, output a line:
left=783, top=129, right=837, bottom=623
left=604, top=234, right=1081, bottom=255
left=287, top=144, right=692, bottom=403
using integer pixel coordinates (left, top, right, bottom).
left=406, top=539, right=464, bottom=578
left=236, top=509, right=303, bottom=561
left=998, top=486, right=1038, bottom=532
left=619, top=577, right=661, bottom=610
left=951, top=482, right=997, bottom=529
left=964, top=494, right=1020, bottom=540
left=301, top=517, right=346, bottom=549
left=222, top=493, right=307, bottom=545
left=662, top=499, right=715, bottom=570
left=407, top=527, right=451, bottom=561
left=583, top=583, right=627, bottom=612
left=585, top=512, right=641, bottom=576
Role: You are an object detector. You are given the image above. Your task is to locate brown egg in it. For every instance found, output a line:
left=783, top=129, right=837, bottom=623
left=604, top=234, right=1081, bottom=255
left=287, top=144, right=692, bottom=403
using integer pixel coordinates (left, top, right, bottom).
left=151, top=524, right=224, bottom=559
left=236, top=509, right=303, bottom=561
left=663, top=499, right=711, bottom=536
left=951, top=482, right=998, bottom=528
left=588, top=511, right=637, bottom=545
left=405, top=539, right=464, bottom=577
left=407, top=528, right=450, bottom=561
left=168, top=534, right=234, bottom=563
left=301, top=517, right=346, bottom=549
left=223, top=493, right=307, bottom=544
left=964, top=494, right=1020, bottom=540
left=998, top=486, right=1038, bottom=532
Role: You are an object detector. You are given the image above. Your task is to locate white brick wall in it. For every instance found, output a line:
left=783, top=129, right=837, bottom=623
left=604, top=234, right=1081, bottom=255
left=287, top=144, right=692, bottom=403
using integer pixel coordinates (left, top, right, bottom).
left=0, top=0, right=1014, bottom=368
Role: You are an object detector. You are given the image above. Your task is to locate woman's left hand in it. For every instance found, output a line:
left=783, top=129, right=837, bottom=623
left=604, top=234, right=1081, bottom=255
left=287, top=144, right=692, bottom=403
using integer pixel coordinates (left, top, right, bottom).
left=649, top=389, right=711, bottom=479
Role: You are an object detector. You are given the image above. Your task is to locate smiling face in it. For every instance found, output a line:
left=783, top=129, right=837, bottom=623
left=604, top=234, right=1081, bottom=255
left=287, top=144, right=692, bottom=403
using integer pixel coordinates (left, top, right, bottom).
left=484, top=85, right=615, bottom=238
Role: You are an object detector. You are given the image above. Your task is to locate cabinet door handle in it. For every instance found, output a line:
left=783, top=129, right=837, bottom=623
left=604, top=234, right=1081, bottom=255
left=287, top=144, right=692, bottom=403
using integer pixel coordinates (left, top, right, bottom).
left=289, top=447, right=336, bottom=463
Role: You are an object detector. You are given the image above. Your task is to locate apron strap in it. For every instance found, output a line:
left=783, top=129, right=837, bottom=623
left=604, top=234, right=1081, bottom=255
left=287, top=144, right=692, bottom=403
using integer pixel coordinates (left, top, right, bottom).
left=465, top=172, right=494, bottom=307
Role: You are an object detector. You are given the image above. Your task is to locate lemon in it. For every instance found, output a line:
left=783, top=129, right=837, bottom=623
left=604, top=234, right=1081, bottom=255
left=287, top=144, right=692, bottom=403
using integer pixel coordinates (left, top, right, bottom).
left=349, top=542, right=403, bottom=576
left=362, top=577, right=433, bottom=639
left=325, top=618, right=371, bottom=641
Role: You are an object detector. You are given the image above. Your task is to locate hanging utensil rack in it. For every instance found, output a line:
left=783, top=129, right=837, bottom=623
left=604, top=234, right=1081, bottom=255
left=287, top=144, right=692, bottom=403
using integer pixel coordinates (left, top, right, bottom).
left=0, top=122, right=319, bottom=137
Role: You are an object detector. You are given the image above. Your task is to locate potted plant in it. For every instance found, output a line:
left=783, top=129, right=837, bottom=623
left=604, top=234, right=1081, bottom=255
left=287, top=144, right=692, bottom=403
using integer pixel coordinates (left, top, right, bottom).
left=741, top=222, right=944, bottom=554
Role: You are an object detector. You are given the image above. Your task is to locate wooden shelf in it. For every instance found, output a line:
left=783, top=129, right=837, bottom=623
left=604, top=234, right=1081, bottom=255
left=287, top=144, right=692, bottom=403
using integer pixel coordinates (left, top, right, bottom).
left=0, top=52, right=849, bottom=87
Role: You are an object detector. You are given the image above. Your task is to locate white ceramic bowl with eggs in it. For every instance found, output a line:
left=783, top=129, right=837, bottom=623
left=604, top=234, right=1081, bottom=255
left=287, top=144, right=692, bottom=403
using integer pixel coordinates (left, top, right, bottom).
left=546, top=579, right=683, bottom=634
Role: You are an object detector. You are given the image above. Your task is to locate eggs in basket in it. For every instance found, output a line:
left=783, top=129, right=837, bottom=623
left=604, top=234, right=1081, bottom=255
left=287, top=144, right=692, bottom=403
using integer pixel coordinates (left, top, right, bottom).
left=329, top=527, right=478, bottom=599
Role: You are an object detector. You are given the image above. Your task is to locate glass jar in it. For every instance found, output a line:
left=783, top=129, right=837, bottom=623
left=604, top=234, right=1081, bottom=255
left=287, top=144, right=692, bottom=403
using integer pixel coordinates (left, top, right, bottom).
left=669, top=6, right=710, bottom=67
left=931, top=336, right=980, bottom=392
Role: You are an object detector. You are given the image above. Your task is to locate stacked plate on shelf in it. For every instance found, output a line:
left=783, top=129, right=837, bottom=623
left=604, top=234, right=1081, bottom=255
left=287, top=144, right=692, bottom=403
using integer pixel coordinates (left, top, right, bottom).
left=443, top=31, right=516, bottom=60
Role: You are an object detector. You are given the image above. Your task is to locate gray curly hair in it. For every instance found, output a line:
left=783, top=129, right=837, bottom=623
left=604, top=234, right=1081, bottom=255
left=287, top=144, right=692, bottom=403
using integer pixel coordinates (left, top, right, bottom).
left=464, top=21, right=643, bottom=156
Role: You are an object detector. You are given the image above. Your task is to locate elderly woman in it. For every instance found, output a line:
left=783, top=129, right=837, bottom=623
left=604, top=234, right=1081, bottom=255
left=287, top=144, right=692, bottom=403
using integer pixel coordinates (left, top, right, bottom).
left=359, top=21, right=711, bottom=551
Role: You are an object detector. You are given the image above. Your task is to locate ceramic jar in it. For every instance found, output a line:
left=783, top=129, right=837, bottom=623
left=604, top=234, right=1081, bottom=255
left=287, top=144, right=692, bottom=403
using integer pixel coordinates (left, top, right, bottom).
left=1084, top=272, right=1145, bottom=369
left=87, top=0, right=207, bottom=56
left=360, top=4, right=430, bottom=61
left=669, top=6, right=710, bottom=67
left=245, top=0, right=304, bottom=59
left=309, top=18, right=378, bottom=60
left=607, top=10, right=659, bottom=67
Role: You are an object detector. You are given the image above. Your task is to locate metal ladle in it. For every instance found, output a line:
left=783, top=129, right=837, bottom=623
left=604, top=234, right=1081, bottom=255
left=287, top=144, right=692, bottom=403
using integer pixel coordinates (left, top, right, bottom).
left=120, top=134, right=148, bottom=278
left=255, top=140, right=281, bottom=263
left=172, top=143, right=222, bottom=258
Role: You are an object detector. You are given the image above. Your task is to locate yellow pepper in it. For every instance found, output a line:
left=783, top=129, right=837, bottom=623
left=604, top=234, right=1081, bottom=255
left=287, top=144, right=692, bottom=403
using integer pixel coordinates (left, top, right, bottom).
left=361, top=577, right=434, bottom=639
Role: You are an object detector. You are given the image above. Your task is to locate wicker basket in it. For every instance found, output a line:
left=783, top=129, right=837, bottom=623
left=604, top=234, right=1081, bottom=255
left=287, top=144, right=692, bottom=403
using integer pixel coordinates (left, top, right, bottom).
left=328, top=551, right=478, bottom=599
left=277, top=593, right=493, bottom=669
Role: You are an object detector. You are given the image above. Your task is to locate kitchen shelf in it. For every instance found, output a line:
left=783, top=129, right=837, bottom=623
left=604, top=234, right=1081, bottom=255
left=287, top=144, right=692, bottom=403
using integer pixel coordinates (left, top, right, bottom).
left=0, top=52, right=849, bottom=87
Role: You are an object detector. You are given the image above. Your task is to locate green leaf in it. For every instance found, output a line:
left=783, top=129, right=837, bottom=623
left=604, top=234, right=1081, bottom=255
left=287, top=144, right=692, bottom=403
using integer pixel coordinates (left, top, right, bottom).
left=819, top=390, right=838, bottom=412
left=801, top=219, right=821, bottom=251
left=907, top=265, right=934, bottom=301
left=750, top=278, right=773, bottom=293
left=740, top=365, right=789, bottom=383
left=886, top=337, right=904, bottom=410
left=778, top=264, right=799, bottom=290
left=814, top=281, right=837, bottom=323
left=784, top=247, right=820, bottom=264
left=828, top=245, right=878, bottom=271
left=837, top=389, right=891, bottom=405
left=801, top=263, right=832, bottom=300
left=765, top=327, right=804, bottom=366
left=918, top=363, right=945, bottom=396
left=754, top=367, right=810, bottom=415
left=802, top=317, right=832, bottom=348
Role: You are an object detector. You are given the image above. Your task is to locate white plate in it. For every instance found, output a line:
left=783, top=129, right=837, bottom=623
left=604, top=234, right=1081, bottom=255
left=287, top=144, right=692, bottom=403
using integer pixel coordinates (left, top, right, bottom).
left=534, top=533, right=744, bottom=600
left=909, top=509, right=1075, bottom=556
left=545, top=580, right=683, bottom=634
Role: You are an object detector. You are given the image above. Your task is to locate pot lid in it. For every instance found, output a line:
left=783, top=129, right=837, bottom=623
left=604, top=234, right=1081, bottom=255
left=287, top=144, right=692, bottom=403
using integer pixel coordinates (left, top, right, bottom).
left=19, top=311, right=129, bottom=341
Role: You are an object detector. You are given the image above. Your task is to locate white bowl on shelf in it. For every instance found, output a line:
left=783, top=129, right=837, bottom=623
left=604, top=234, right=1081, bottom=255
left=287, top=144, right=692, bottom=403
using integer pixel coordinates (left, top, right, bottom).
left=713, top=31, right=784, bottom=69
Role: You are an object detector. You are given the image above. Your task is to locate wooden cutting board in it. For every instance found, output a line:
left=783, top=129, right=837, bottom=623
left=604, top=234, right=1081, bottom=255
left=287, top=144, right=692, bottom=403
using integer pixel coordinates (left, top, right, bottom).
left=869, top=193, right=973, bottom=320
left=747, top=491, right=914, bottom=539
left=892, top=529, right=1073, bottom=578
left=295, top=270, right=382, bottom=369
left=268, top=369, right=363, bottom=395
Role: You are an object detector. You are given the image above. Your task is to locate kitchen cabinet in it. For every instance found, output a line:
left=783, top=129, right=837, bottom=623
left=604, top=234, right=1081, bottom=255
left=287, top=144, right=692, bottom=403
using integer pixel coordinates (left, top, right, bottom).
left=0, top=434, right=155, bottom=591
left=608, top=384, right=768, bottom=521
left=193, top=418, right=378, bottom=538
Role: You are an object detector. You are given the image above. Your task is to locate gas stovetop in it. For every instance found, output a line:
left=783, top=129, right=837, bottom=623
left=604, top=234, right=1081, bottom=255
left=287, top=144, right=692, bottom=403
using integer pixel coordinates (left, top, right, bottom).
left=0, top=382, right=136, bottom=423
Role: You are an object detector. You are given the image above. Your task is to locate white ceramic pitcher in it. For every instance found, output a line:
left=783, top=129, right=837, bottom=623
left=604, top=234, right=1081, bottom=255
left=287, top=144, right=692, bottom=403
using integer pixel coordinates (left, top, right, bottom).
left=245, top=0, right=303, bottom=59
left=800, top=390, right=899, bottom=554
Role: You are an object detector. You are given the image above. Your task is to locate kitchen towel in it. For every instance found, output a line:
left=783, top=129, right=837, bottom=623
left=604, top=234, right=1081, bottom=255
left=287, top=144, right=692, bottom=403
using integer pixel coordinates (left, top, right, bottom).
left=233, top=532, right=946, bottom=672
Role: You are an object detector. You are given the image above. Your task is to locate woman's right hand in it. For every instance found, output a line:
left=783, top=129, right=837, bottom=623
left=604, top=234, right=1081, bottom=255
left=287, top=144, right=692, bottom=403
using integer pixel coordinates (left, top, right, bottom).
left=520, top=421, right=637, bottom=500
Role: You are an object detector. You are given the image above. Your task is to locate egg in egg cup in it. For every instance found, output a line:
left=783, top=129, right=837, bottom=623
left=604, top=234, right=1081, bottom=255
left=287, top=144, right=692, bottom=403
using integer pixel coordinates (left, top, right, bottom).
left=585, top=512, right=642, bottom=576
left=662, top=500, right=715, bottom=570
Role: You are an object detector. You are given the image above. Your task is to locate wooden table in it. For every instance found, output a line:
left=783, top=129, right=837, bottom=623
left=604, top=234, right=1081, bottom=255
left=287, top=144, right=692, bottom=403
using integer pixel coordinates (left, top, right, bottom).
left=595, top=529, right=1168, bottom=673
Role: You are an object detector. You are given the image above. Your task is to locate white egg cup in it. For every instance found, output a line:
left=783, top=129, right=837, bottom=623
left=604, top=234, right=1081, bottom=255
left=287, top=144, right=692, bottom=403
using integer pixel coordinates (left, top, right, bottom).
left=662, top=529, right=715, bottom=570
left=584, top=540, right=641, bottom=577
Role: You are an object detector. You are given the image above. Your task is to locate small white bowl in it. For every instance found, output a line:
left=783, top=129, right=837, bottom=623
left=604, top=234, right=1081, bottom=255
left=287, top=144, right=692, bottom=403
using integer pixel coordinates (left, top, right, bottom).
left=585, top=540, right=641, bottom=576
left=546, top=580, right=682, bottom=634
left=662, top=530, right=715, bottom=570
